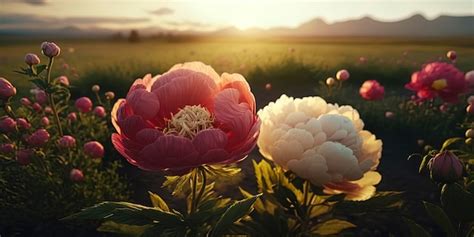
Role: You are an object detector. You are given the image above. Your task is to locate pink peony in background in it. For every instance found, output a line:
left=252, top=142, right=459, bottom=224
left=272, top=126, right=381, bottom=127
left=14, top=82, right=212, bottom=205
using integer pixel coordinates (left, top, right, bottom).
left=359, top=80, right=385, bottom=101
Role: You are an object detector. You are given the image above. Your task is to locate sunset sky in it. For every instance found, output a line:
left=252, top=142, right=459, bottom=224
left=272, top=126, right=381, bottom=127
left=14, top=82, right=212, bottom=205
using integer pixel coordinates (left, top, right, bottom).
left=1, top=0, right=473, bottom=31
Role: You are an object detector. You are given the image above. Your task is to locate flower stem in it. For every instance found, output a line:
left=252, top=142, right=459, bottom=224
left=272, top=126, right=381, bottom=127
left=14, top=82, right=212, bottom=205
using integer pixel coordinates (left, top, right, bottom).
left=190, top=167, right=207, bottom=215
left=46, top=57, right=63, bottom=136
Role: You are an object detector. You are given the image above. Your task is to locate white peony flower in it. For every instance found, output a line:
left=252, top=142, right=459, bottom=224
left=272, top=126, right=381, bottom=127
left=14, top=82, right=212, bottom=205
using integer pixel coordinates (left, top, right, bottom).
left=257, top=95, right=382, bottom=200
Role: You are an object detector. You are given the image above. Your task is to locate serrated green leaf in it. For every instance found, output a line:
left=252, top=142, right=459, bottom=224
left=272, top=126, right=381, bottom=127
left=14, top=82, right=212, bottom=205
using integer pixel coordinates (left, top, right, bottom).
left=423, top=202, right=455, bottom=237
left=211, top=194, right=261, bottom=237
left=148, top=191, right=170, bottom=212
left=312, top=219, right=356, bottom=235
left=403, top=218, right=431, bottom=237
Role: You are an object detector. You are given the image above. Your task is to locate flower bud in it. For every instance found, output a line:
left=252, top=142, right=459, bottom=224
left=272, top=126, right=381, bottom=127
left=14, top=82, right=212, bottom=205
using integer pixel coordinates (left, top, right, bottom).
left=336, top=69, right=350, bottom=81
left=58, top=135, right=76, bottom=148
left=0, top=77, right=16, bottom=101
left=465, top=70, right=474, bottom=86
left=466, top=138, right=473, bottom=145
left=428, top=151, right=463, bottom=183
left=27, top=129, right=50, bottom=147
left=44, top=106, right=53, bottom=114
left=446, top=50, right=457, bottom=61
left=0, top=117, right=17, bottom=133
left=92, top=85, right=100, bottom=93
left=466, top=129, right=474, bottom=138
left=35, top=90, right=48, bottom=105
left=93, top=106, right=106, bottom=118
left=70, top=169, right=84, bottom=182
left=385, top=111, right=395, bottom=118
left=41, top=41, right=61, bottom=57
left=105, top=91, right=115, bottom=100
left=40, top=117, right=50, bottom=126
left=417, top=139, right=425, bottom=146
left=16, top=149, right=32, bottom=166
left=16, top=118, right=31, bottom=130
left=467, top=104, right=474, bottom=114
left=24, top=53, right=40, bottom=66
left=326, top=77, right=336, bottom=86
left=68, top=112, right=77, bottom=122
left=32, top=102, right=42, bottom=112
left=0, top=143, right=15, bottom=154
left=439, top=104, right=449, bottom=113
left=56, top=76, right=70, bottom=86
left=75, top=97, right=93, bottom=113
left=467, top=95, right=474, bottom=104
left=265, top=83, right=272, bottom=91
left=20, top=97, right=31, bottom=106
left=83, top=141, right=104, bottom=159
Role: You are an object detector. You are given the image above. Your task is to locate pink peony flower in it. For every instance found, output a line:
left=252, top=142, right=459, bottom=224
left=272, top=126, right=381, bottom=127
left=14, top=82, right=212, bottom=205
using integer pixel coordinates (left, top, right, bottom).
left=405, top=62, right=467, bottom=103
left=0, top=77, right=16, bottom=100
left=93, top=106, right=106, bottom=118
left=20, top=97, right=31, bottom=106
left=35, top=90, right=48, bottom=105
left=40, top=117, right=50, bottom=126
left=56, top=76, right=70, bottom=86
left=359, top=80, right=385, bottom=100
left=0, top=117, right=16, bottom=133
left=24, top=53, right=40, bottom=66
left=446, top=50, right=457, bottom=61
left=428, top=151, right=463, bottom=183
left=59, top=135, right=76, bottom=148
left=41, top=41, right=61, bottom=57
left=0, top=143, right=15, bottom=153
left=27, top=129, right=50, bottom=147
left=111, top=62, right=260, bottom=173
left=84, top=141, right=104, bottom=159
left=16, top=149, right=32, bottom=165
left=70, top=169, right=84, bottom=182
left=68, top=112, right=77, bottom=122
left=16, top=118, right=31, bottom=130
left=465, top=70, right=474, bottom=86
left=75, top=97, right=93, bottom=113
left=336, top=69, right=350, bottom=81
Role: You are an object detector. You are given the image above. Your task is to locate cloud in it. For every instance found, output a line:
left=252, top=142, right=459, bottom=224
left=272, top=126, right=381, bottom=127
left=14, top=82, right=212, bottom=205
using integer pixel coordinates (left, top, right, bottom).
left=23, top=0, right=49, bottom=5
left=149, top=7, right=174, bottom=16
left=0, top=14, right=150, bottom=29
left=165, top=21, right=211, bottom=28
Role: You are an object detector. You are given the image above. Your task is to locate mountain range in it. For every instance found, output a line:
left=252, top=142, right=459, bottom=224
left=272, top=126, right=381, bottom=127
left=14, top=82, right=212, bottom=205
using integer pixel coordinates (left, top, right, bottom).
left=1, top=14, right=473, bottom=39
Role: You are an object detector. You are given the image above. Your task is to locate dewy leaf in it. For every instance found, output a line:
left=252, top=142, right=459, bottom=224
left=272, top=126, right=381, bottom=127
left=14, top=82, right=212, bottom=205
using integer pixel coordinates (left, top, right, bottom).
left=312, top=219, right=356, bottom=235
left=148, top=191, right=170, bottom=212
left=403, top=218, right=431, bottom=237
left=423, top=202, right=455, bottom=237
left=211, top=194, right=261, bottom=237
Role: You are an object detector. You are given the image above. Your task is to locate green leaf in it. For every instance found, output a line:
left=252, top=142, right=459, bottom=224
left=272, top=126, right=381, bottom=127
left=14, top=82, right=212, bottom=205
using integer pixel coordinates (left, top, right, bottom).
left=35, top=64, right=47, bottom=75
left=441, top=183, right=474, bottom=222
left=29, top=78, right=48, bottom=90
left=211, top=194, right=261, bottom=237
left=97, top=221, right=149, bottom=236
left=62, top=201, right=148, bottom=221
left=312, top=219, right=356, bottom=235
left=441, top=137, right=463, bottom=151
left=148, top=191, right=170, bottom=212
left=419, top=155, right=431, bottom=173
left=423, top=202, right=455, bottom=237
left=403, top=218, right=431, bottom=237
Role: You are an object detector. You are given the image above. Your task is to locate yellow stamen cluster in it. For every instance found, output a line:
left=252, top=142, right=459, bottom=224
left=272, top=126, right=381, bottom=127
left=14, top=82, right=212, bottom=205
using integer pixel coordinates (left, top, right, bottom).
left=432, top=79, right=448, bottom=91
left=164, top=105, right=214, bottom=138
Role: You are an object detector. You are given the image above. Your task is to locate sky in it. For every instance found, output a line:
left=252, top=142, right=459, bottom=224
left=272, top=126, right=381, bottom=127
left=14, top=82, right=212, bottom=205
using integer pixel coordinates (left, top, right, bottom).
left=0, top=0, right=473, bottom=31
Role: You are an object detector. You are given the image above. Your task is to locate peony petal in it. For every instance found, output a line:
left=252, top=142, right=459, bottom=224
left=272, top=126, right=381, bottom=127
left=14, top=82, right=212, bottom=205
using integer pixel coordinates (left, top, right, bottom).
left=126, top=89, right=160, bottom=119
left=112, top=133, right=142, bottom=166
left=140, top=135, right=199, bottom=170
left=192, top=129, right=228, bottom=154
left=135, top=128, right=163, bottom=145
left=219, top=73, right=256, bottom=112
left=119, top=115, right=154, bottom=140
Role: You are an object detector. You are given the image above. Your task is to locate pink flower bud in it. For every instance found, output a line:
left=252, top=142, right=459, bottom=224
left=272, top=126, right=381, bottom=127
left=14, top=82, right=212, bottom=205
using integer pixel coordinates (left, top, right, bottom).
left=105, top=91, right=115, bottom=100
left=359, top=80, right=385, bottom=101
left=466, top=71, right=474, bottom=87
left=32, top=102, right=42, bottom=112
left=24, top=53, right=40, bottom=66
left=27, top=129, right=50, bottom=147
left=41, top=41, right=61, bottom=57
left=58, top=135, right=76, bottom=148
left=70, top=168, right=84, bottom=182
left=467, top=95, right=474, bottom=105
left=0, top=77, right=16, bottom=100
left=20, top=97, right=31, bottom=106
left=35, top=90, right=48, bottom=105
left=92, top=85, right=100, bottom=93
left=44, top=106, right=53, bottom=114
left=467, top=104, right=474, bottom=114
left=0, top=117, right=16, bottom=133
left=41, top=117, right=50, bottom=126
left=93, top=106, right=106, bottom=118
left=446, top=50, right=457, bottom=61
left=265, top=83, right=272, bottom=91
left=16, top=118, right=31, bottom=130
left=56, top=76, right=70, bottom=86
left=336, top=69, right=350, bottom=81
left=16, top=149, right=32, bottom=166
left=428, top=151, right=463, bottom=183
left=385, top=111, right=395, bottom=118
left=75, top=97, right=93, bottom=113
left=326, top=77, right=336, bottom=86
left=83, top=141, right=104, bottom=159
left=0, top=143, right=15, bottom=154
left=439, top=104, right=449, bottom=113
left=68, top=112, right=77, bottom=122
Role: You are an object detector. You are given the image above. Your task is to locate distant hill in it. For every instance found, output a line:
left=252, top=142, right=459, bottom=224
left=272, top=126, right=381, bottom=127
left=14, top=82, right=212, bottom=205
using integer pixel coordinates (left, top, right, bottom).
left=1, top=14, right=473, bottom=39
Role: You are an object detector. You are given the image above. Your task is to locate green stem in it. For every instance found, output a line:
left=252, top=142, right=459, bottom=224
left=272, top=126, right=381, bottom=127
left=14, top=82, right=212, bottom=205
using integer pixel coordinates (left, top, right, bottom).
left=94, top=91, right=103, bottom=105
left=300, top=181, right=312, bottom=236
left=190, top=167, right=207, bottom=215
left=195, top=168, right=207, bottom=209
left=190, top=169, right=198, bottom=214
left=45, top=57, right=63, bottom=136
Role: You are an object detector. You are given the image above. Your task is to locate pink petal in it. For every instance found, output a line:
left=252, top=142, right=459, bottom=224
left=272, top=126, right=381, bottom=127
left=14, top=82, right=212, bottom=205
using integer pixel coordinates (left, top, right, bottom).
left=135, top=128, right=163, bottom=145
left=112, top=133, right=142, bottom=166
left=126, top=89, right=160, bottom=119
left=192, top=129, right=228, bottom=154
left=219, top=73, right=256, bottom=113
left=200, top=149, right=230, bottom=164
left=140, top=135, right=199, bottom=170
left=119, top=115, right=153, bottom=140
left=214, top=88, right=254, bottom=142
